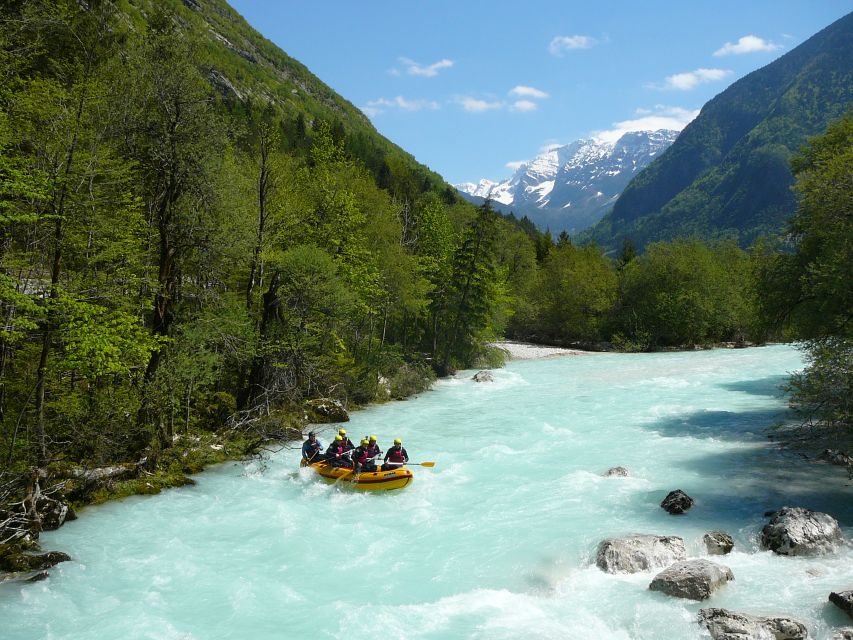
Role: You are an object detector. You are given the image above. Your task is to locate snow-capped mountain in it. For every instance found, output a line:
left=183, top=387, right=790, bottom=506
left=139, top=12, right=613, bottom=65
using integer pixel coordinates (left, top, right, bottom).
left=456, top=129, right=679, bottom=233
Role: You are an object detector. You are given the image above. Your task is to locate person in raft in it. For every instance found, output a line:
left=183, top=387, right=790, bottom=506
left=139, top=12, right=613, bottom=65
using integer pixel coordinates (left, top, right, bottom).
left=325, top=435, right=352, bottom=468
left=366, top=435, right=382, bottom=462
left=353, top=439, right=378, bottom=473
left=338, top=428, right=355, bottom=452
left=301, top=431, right=323, bottom=463
left=382, top=438, right=409, bottom=470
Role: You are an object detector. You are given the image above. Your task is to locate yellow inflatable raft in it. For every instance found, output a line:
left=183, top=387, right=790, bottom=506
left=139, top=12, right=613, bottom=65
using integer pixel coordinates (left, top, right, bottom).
left=301, top=459, right=413, bottom=491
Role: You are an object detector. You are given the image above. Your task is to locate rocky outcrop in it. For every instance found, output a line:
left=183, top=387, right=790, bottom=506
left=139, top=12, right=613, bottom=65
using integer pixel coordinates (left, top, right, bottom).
left=760, top=507, right=843, bottom=556
left=472, top=371, right=494, bottom=383
left=304, top=398, right=349, bottom=423
left=35, top=496, right=76, bottom=531
left=820, top=449, right=853, bottom=467
left=648, top=560, right=733, bottom=600
left=0, top=545, right=71, bottom=573
left=0, top=569, right=49, bottom=584
left=704, top=531, right=734, bottom=555
left=661, top=489, right=694, bottom=514
left=833, top=628, right=853, bottom=640
left=595, top=534, right=686, bottom=574
left=830, top=590, right=853, bottom=619
left=698, top=608, right=808, bottom=640
left=604, top=466, right=629, bottom=477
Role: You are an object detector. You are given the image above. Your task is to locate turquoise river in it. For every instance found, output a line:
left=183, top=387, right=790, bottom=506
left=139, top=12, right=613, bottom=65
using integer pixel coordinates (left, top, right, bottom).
left=2, top=345, right=853, bottom=639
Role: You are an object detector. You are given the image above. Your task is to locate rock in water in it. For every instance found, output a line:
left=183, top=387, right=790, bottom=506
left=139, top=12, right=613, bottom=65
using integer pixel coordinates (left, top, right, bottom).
left=649, top=560, right=733, bottom=600
left=698, top=608, right=808, bottom=640
left=595, top=534, right=686, bottom=574
left=830, top=591, right=853, bottom=619
left=604, top=466, right=629, bottom=477
left=704, top=531, right=735, bottom=555
left=304, top=398, right=349, bottom=423
left=833, top=628, right=853, bottom=640
left=472, top=370, right=494, bottom=383
left=760, top=507, right=843, bottom=556
left=36, top=496, right=74, bottom=531
left=661, top=489, right=694, bottom=514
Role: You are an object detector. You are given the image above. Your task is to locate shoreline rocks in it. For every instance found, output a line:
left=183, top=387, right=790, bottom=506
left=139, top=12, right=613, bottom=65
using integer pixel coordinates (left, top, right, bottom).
left=830, top=590, right=853, bottom=619
left=649, top=559, right=733, bottom=600
left=704, top=531, right=735, bottom=555
left=760, top=507, right=843, bottom=556
left=698, top=608, right=808, bottom=640
left=472, top=370, right=494, bottom=383
left=595, top=534, right=686, bottom=574
left=661, top=489, right=694, bottom=514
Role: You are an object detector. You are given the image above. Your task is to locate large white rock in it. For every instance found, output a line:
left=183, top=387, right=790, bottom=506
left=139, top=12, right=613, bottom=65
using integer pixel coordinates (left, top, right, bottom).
left=595, top=534, right=686, bottom=574
left=760, top=507, right=843, bottom=556
left=649, top=559, right=733, bottom=600
left=698, top=608, right=808, bottom=640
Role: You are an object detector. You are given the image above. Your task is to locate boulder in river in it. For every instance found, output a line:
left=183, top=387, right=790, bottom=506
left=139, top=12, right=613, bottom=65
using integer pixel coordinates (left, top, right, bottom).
left=661, top=489, right=694, bottom=514
left=604, top=466, right=629, bottom=477
left=472, top=370, right=494, bottom=383
left=833, top=628, right=853, bottom=640
left=304, top=398, right=350, bottom=423
left=648, top=559, right=733, bottom=600
left=830, top=590, right=853, bottom=619
left=760, top=507, right=843, bottom=556
left=595, top=534, right=686, bottom=574
left=698, top=608, right=808, bottom=640
left=0, top=569, right=49, bottom=584
left=704, top=531, right=734, bottom=555
left=0, top=546, right=71, bottom=572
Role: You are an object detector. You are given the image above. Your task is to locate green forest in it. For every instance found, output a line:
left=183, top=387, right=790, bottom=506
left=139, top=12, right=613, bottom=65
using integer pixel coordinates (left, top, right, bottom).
left=0, top=0, right=850, bottom=525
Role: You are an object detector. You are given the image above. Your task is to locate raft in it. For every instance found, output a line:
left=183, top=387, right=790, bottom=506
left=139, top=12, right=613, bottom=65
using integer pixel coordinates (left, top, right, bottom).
left=301, top=459, right=413, bottom=491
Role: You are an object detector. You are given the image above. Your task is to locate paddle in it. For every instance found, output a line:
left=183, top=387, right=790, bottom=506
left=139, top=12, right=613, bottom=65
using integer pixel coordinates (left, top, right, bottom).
left=383, top=461, right=435, bottom=467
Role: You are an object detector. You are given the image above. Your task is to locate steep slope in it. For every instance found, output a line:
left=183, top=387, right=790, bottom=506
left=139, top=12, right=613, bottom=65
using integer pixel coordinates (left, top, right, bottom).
left=588, top=11, right=853, bottom=250
left=456, top=130, right=677, bottom=233
left=117, top=0, right=449, bottom=196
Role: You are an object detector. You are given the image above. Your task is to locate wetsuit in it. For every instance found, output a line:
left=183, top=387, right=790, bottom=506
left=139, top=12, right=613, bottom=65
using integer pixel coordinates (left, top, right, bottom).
left=301, top=437, right=323, bottom=463
left=325, top=442, right=352, bottom=468
left=382, top=445, right=409, bottom=470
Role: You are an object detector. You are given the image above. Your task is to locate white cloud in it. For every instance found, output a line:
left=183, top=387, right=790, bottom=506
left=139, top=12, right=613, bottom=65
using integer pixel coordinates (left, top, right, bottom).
left=361, top=96, right=440, bottom=117
left=399, top=57, right=454, bottom=78
left=650, top=68, right=732, bottom=91
left=593, top=105, right=699, bottom=143
left=549, top=35, right=596, bottom=56
left=509, top=85, right=549, bottom=99
left=510, top=100, right=538, bottom=112
left=454, top=96, right=504, bottom=113
left=713, top=35, right=782, bottom=56
left=505, top=160, right=527, bottom=171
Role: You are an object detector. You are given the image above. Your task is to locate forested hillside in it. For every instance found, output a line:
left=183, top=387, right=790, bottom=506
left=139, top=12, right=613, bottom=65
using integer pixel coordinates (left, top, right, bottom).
left=587, top=11, right=853, bottom=251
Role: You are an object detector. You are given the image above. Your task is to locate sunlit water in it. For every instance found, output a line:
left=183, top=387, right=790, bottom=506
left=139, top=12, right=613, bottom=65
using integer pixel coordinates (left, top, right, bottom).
left=3, top=345, right=853, bottom=639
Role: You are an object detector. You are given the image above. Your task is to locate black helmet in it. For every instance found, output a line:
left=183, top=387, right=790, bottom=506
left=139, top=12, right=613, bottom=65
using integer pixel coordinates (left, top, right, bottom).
left=308, top=431, right=316, bottom=437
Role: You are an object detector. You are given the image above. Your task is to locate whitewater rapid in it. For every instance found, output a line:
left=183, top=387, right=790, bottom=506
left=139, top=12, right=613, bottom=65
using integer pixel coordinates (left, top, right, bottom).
left=2, top=345, right=852, bottom=639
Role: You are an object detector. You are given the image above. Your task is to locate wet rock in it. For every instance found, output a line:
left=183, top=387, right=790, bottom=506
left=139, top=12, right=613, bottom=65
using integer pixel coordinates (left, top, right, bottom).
left=0, top=570, right=49, bottom=584
left=820, top=449, right=853, bottom=467
left=704, top=531, right=735, bottom=555
left=830, top=590, right=853, bottom=619
left=661, top=489, right=694, bottom=514
left=304, top=398, right=349, bottom=423
left=698, top=608, right=808, bottom=640
left=604, top=466, right=629, bottom=477
left=472, top=370, right=494, bottom=383
left=0, top=545, right=71, bottom=572
left=595, top=534, right=686, bottom=574
left=35, top=496, right=75, bottom=531
left=649, top=559, right=733, bottom=600
left=833, top=628, right=853, bottom=640
left=760, top=507, right=843, bottom=556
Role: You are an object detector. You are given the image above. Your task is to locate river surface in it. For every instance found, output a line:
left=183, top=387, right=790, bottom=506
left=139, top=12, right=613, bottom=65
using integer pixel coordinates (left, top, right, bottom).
left=3, top=345, right=853, bottom=639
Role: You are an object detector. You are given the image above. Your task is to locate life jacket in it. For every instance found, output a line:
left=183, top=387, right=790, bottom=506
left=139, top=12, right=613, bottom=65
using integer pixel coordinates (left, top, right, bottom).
left=366, top=444, right=381, bottom=457
left=327, top=443, right=344, bottom=458
left=355, top=447, right=371, bottom=465
left=388, top=446, right=406, bottom=463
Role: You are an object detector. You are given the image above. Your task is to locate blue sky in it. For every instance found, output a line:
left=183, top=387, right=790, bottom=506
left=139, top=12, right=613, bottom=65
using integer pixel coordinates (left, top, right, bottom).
left=229, top=1, right=851, bottom=185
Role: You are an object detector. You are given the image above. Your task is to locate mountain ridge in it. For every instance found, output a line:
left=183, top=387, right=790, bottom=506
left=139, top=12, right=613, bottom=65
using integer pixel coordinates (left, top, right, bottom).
left=456, top=129, right=678, bottom=233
